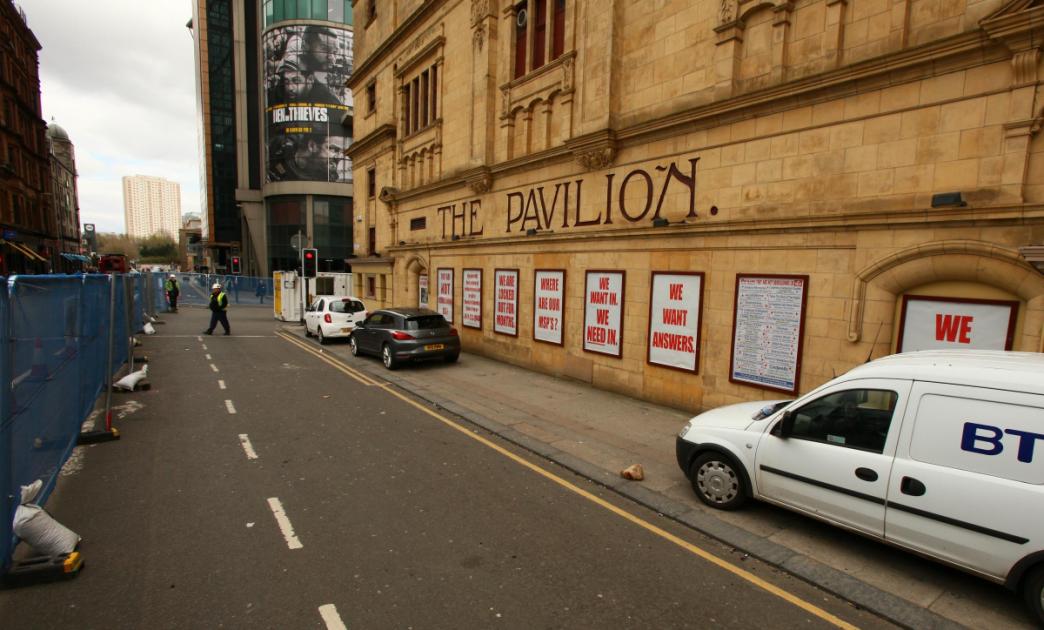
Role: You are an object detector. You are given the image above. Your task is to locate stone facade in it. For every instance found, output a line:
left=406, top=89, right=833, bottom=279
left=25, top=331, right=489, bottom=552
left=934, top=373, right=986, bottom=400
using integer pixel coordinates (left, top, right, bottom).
left=348, top=0, right=1044, bottom=411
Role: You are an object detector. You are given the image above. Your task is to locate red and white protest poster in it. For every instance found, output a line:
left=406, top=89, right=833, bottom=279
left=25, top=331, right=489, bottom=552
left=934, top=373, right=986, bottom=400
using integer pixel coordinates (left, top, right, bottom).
left=462, top=268, right=482, bottom=329
left=418, top=274, right=429, bottom=308
left=897, top=295, right=1017, bottom=352
left=647, top=272, right=704, bottom=372
left=583, top=271, right=625, bottom=357
left=436, top=268, right=454, bottom=323
left=494, top=269, right=519, bottom=336
left=730, top=274, right=808, bottom=394
left=533, top=270, right=565, bottom=345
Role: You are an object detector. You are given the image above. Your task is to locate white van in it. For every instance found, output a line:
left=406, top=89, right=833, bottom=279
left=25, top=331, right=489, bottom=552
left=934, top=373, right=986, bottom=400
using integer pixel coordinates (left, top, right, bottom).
left=676, top=350, right=1044, bottom=622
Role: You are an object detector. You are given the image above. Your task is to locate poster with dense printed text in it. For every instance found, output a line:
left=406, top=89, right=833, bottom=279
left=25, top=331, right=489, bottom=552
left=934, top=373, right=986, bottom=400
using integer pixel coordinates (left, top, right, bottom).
left=418, top=274, right=428, bottom=308
left=494, top=269, right=519, bottom=336
left=648, top=272, right=704, bottom=372
left=730, top=275, right=808, bottom=394
left=583, top=271, right=625, bottom=357
left=897, top=296, right=1017, bottom=352
left=436, top=268, right=453, bottom=323
left=533, top=270, right=565, bottom=345
left=462, top=269, right=482, bottom=329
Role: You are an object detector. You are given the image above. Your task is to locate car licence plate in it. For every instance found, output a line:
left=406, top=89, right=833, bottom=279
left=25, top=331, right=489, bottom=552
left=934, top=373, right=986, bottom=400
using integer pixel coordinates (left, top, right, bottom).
left=341, top=327, right=352, bottom=333
left=424, top=344, right=444, bottom=351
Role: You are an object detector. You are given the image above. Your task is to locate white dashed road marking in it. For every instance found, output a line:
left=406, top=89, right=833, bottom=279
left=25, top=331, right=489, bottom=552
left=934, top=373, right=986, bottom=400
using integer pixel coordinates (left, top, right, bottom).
left=196, top=336, right=202, bottom=341
left=266, top=497, right=303, bottom=549
left=318, top=604, right=347, bottom=630
left=238, top=434, right=257, bottom=459
left=202, top=344, right=208, bottom=350
left=218, top=379, right=226, bottom=390
left=210, top=364, right=219, bottom=373
left=225, top=400, right=237, bottom=414
left=205, top=353, right=212, bottom=360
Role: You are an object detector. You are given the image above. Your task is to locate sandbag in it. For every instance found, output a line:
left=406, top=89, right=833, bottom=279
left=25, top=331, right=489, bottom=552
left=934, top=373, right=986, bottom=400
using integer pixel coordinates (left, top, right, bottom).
left=13, top=504, right=80, bottom=556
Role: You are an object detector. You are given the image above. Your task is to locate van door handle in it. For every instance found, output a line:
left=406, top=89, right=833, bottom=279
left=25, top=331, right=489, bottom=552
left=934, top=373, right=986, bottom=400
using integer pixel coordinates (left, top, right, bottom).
left=900, top=476, right=926, bottom=496
left=855, top=467, right=878, bottom=482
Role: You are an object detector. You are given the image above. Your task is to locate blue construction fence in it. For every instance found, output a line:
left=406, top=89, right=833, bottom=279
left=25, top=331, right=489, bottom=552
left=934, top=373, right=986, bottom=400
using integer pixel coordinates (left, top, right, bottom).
left=151, top=272, right=273, bottom=310
left=1, top=273, right=148, bottom=574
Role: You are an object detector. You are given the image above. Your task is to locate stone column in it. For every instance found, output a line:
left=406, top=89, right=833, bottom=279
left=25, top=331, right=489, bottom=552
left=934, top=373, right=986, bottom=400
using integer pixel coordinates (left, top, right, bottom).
left=823, top=0, right=847, bottom=68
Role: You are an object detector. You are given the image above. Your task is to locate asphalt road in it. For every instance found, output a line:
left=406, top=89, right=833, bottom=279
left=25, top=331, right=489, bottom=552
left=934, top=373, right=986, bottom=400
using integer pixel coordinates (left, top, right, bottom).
left=0, top=307, right=895, bottom=629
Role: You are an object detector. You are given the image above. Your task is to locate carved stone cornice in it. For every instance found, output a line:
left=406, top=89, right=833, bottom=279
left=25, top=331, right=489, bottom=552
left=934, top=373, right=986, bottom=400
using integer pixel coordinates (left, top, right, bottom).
left=1011, top=47, right=1041, bottom=87
left=471, top=0, right=494, bottom=50
left=345, top=123, right=396, bottom=161
left=347, top=0, right=447, bottom=90
left=565, top=130, right=617, bottom=171
left=461, top=166, right=493, bottom=194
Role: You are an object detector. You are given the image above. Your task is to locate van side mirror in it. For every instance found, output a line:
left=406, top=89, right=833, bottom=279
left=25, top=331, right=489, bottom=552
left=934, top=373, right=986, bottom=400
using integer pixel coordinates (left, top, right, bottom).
left=777, top=411, right=795, bottom=438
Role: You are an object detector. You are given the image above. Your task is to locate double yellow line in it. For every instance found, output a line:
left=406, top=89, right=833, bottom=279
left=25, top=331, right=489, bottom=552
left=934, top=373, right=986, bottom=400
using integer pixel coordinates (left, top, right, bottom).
left=277, top=329, right=860, bottom=630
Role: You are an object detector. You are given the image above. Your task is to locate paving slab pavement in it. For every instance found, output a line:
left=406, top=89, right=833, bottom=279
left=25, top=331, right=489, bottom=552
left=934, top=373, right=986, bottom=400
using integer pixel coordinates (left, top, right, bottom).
left=285, top=323, right=1037, bottom=630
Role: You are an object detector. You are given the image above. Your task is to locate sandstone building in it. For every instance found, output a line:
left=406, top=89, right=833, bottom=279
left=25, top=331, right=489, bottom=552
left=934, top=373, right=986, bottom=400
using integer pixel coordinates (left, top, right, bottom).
left=348, top=0, right=1044, bottom=410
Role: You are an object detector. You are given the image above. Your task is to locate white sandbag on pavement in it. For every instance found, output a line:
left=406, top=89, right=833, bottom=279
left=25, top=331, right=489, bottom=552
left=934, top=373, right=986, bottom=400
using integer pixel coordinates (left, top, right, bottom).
left=114, top=364, right=148, bottom=391
left=143, top=322, right=156, bottom=335
left=13, top=505, right=80, bottom=556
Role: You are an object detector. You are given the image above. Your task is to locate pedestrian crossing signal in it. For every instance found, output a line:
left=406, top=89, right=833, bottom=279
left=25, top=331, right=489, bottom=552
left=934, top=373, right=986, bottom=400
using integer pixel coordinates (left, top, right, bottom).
left=230, top=256, right=241, bottom=274
left=302, top=248, right=317, bottom=278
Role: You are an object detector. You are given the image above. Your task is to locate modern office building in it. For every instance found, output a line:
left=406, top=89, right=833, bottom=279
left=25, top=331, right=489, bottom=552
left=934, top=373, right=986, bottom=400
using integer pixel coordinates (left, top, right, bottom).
left=122, top=175, right=183, bottom=240
left=348, top=0, right=1044, bottom=412
left=189, top=0, right=355, bottom=277
left=0, top=0, right=57, bottom=274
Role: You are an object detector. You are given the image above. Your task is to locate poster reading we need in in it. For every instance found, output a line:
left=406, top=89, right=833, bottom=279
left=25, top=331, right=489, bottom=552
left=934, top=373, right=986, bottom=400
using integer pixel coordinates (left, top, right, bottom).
left=648, top=272, right=703, bottom=372
left=583, top=271, right=624, bottom=357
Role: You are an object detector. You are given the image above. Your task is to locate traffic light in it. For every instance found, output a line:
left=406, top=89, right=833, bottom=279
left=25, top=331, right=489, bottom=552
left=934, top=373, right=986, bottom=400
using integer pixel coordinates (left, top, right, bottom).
left=230, top=256, right=241, bottom=275
left=302, top=248, right=317, bottom=278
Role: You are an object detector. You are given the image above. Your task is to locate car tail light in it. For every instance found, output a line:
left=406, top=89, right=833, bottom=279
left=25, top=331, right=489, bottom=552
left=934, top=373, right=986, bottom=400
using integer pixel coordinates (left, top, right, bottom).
left=324, top=313, right=332, bottom=323
left=449, top=327, right=459, bottom=337
left=391, top=331, right=414, bottom=340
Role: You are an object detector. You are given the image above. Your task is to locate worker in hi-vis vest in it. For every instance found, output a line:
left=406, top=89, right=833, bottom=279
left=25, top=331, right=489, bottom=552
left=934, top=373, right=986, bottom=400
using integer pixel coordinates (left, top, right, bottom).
left=164, top=274, right=180, bottom=312
left=203, top=283, right=231, bottom=336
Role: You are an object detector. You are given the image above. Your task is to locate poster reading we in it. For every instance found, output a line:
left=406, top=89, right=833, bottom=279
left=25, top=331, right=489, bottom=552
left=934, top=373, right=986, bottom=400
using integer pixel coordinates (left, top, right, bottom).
left=462, top=269, right=482, bottom=329
left=647, top=272, right=703, bottom=372
left=533, top=270, right=565, bottom=345
left=436, top=268, right=454, bottom=323
left=494, top=269, right=519, bottom=336
left=583, top=271, right=624, bottom=357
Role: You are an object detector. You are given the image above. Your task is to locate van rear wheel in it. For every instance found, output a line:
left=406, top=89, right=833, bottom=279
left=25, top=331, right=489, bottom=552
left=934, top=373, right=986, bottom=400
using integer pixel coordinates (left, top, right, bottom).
left=690, top=452, right=748, bottom=510
left=1023, top=565, right=1044, bottom=624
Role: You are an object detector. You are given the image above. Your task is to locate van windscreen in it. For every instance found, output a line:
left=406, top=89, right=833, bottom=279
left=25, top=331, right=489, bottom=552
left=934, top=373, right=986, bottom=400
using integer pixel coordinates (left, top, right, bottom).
left=406, top=315, right=446, bottom=330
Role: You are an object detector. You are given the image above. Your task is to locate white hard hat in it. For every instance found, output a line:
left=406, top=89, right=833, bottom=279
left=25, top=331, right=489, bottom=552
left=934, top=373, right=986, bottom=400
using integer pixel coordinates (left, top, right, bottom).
left=212, top=283, right=221, bottom=289
left=169, top=274, right=176, bottom=278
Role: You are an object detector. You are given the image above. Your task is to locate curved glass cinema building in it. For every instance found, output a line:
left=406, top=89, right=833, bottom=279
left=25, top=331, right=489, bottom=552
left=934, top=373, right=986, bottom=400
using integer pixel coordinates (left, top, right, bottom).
left=191, top=0, right=355, bottom=276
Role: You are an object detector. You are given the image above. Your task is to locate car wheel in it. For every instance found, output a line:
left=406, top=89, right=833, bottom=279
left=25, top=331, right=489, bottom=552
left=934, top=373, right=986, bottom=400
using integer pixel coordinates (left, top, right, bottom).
left=690, top=452, right=748, bottom=510
left=443, top=353, right=459, bottom=363
left=350, top=335, right=360, bottom=356
left=317, top=327, right=328, bottom=345
left=304, top=324, right=312, bottom=337
left=1023, top=564, right=1044, bottom=624
left=381, top=344, right=398, bottom=370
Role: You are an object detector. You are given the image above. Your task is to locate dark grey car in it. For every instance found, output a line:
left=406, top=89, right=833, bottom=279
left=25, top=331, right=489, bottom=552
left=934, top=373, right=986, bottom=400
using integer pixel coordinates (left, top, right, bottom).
left=349, top=308, right=461, bottom=369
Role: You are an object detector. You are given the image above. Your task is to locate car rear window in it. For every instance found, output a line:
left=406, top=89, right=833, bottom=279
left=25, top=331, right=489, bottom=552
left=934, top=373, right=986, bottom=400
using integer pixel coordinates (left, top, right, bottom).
left=406, top=315, right=447, bottom=330
left=330, top=299, right=365, bottom=314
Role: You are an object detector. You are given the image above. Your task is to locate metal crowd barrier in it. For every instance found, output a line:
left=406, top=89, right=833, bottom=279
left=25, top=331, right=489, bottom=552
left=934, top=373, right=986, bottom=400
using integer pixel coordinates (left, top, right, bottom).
left=150, top=272, right=273, bottom=310
left=1, top=273, right=147, bottom=574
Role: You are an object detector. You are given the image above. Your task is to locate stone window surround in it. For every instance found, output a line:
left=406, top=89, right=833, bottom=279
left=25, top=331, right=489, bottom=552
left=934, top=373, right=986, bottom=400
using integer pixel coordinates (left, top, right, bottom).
left=394, top=30, right=445, bottom=190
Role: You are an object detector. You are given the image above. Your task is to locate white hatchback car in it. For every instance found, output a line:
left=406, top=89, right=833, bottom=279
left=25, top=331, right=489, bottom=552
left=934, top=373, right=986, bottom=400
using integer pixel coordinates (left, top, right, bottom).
left=304, top=295, right=367, bottom=344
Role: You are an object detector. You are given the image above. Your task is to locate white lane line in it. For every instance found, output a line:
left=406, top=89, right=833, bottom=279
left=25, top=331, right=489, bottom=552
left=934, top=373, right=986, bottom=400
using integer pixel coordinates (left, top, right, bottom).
left=202, top=344, right=208, bottom=350
left=210, top=363, right=219, bottom=373
left=318, top=604, right=347, bottom=630
left=205, top=353, right=212, bottom=360
left=225, top=400, right=237, bottom=414
left=266, top=497, right=303, bottom=550
left=238, top=434, right=258, bottom=459
left=218, top=379, right=227, bottom=390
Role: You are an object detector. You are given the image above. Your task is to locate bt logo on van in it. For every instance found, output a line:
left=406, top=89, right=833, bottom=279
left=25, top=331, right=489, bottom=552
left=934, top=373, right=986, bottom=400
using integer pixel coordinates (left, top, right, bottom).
left=961, top=422, right=1044, bottom=463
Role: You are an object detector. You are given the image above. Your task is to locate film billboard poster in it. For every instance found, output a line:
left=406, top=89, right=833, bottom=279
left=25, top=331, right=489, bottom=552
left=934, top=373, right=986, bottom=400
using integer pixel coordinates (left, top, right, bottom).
left=264, top=25, right=353, bottom=184
left=494, top=269, right=519, bottom=336
left=648, top=272, right=703, bottom=372
left=418, top=274, right=428, bottom=308
left=730, top=275, right=808, bottom=394
left=583, top=271, right=625, bottom=357
left=462, top=269, right=482, bottom=329
left=897, top=296, right=1017, bottom=352
left=534, top=270, right=565, bottom=345
left=437, top=268, right=454, bottom=323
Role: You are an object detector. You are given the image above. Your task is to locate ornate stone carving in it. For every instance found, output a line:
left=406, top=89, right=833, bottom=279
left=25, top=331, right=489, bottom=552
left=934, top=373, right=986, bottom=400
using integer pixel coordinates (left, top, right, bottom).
left=1012, top=47, right=1041, bottom=87
left=473, top=21, right=486, bottom=50
left=566, top=129, right=618, bottom=171
left=575, top=147, right=616, bottom=170
left=464, top=168, right=493, bottom=194
left=471, top=0, right=492, bottom=25
left=561, top=55, right=575, bottom=92
left=500, top=85, right=512, bottom=118
left=720, top=0, right=734, bottom=23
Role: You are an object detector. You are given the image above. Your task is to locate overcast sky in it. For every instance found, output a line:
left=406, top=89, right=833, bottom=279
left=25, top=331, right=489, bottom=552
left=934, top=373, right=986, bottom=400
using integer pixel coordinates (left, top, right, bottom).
left=19, top=0, right=199, bottom=234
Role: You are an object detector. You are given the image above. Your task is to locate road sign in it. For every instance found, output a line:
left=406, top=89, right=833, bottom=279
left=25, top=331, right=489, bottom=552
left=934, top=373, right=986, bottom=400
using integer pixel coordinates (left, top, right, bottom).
left=290, top=233, right=305, bottom=251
